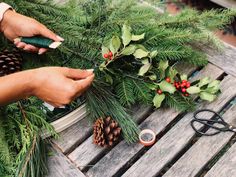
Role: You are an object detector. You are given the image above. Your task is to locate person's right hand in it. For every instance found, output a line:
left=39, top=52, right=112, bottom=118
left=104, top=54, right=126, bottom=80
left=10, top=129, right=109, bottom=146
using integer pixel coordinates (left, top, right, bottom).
left=31, top=67, right=94, bottom=107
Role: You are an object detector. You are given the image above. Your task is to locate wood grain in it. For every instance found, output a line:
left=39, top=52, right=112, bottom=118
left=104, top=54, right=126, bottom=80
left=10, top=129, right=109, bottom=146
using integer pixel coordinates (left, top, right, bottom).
left=205, top=138, right=236, bottom=177
left=46, top=146, right=85, bottom=177
left=68, top=105, right=152, bottom=170
left=164, top=105, right=236, bottom=177
left=86, top=64, right=223, bottom=177
left=206, top=43, right=236, bottom=77
left=52, top=115, right=92, bottom=154
left=122, top=75, right=236, bottom=177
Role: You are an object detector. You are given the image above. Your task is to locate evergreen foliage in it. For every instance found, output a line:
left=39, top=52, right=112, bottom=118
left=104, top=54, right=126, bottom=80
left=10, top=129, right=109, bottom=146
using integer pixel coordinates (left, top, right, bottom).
left=0, top=0, right=235, bottom=176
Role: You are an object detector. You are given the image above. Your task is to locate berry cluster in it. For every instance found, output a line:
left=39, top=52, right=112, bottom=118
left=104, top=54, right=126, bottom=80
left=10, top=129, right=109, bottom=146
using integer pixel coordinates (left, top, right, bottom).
left=174, top=79, right=190, bottom=97
left=156, top=77, right=191, bottom=97
left=103, top=51, right=113, bottom=60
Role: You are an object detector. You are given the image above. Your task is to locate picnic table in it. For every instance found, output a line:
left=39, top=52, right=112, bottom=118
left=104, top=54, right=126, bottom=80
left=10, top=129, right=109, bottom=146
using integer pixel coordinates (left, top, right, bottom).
left=45, top=41, right=236, bottom=177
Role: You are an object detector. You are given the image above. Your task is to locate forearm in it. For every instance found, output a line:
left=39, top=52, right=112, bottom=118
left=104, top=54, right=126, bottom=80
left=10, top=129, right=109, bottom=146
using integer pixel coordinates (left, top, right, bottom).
left=0, top=70, right=35, bottom=105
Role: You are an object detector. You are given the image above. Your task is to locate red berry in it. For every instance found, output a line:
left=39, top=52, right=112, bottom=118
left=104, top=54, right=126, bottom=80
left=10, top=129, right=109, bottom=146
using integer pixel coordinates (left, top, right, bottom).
left=182, top=88, right=186, bottom=93
left=181, top=83, right=186, bottom=87
left=166, top=77, right=171, bottom=83
left=182, top=80, right=187, bottom=83
left=186, top=82, right=191, bottom=88
left=109, top=51, right=113, bottom=57
left=109, top=56, right=113, bottom=60
left=184, top=93, right=189, bottom=97
left=103, top=53, right=108, bottom=58
left=157, top=89, right=162, bottom=95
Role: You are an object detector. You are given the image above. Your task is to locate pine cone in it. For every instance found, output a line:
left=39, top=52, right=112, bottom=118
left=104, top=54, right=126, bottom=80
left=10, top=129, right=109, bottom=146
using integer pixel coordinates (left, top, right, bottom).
left=0, top=49, right=23, bottom=77
left=93, top=116, right=121, bottom=147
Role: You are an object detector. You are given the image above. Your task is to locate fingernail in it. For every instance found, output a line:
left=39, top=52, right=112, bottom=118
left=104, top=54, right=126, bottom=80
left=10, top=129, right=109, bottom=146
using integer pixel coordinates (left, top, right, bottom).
left=14, top=38, right=21, bottom=43
left=56, top=35, right=64, bottom=41
left=86, top=69, right=94, bottom=72
left=38, top=51, right=43, bottom=55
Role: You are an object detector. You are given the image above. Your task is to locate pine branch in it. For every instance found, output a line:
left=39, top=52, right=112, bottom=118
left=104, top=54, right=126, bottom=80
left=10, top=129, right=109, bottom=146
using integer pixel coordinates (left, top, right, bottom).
left=164, top=93, right=196, bottom=112
left=0, top=116, right=14, bottom=177
left=132, top=80, right=153, bottom=104
left=115, top=78, right=135, bottom=106
left=15, top=133, right=48, bottom=177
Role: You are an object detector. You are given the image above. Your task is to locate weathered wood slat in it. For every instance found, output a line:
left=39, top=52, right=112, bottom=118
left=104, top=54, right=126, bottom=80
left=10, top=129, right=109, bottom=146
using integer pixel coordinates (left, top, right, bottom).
left=86, top=64, right=223, bottom=177
left=205, top=138, right=236, bottom=177
left=68, top=105, right=152, bottom=170
left=47, top=146, right=85, bottom=177
left=207, top=43, right=236, bottom=78
left=122, top=75, right=236, bottom=177
left=52, top=116, right=92, bottom=154
left=163, top=105, right=236, bottom=177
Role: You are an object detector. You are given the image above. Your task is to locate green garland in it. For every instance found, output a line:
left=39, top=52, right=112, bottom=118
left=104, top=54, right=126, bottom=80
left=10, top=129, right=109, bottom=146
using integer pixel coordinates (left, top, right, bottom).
left=0, top=0, right=235, bottom=176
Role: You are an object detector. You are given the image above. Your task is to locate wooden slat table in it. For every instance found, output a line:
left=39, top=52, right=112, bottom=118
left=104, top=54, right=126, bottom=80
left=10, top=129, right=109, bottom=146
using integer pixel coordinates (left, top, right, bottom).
left=46, top=42, right=236, bottom=177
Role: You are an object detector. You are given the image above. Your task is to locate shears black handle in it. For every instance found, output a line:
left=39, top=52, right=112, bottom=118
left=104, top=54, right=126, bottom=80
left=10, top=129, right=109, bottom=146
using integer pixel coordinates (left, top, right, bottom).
left=191, top=109, right=233, bottom=136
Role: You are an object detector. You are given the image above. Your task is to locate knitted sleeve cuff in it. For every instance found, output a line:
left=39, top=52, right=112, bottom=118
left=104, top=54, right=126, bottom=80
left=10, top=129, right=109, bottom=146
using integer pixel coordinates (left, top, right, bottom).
left=0, top=2, right=13, bottom=23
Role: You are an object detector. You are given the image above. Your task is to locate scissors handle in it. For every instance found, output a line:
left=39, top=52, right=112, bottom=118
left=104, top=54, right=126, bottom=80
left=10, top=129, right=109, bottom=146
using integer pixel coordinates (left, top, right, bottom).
left=190, top=120, right=222, bottom=136
left=191, top=109, right=234, bottom=136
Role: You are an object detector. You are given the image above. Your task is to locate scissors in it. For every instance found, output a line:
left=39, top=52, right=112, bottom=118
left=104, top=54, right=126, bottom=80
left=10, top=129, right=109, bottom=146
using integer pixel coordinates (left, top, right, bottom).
left=190, top=109, right=236, bottom=136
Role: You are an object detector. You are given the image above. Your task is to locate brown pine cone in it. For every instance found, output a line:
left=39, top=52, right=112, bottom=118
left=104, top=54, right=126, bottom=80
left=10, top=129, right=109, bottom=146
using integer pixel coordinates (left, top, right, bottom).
left=0, top=48, right=23, bottom=77
left=93, top=116, right=121, bottom=147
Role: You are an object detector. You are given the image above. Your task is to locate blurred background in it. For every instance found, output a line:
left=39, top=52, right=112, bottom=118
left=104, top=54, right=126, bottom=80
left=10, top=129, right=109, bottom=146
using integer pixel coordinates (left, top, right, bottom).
left=145, top=0, right=236, bottom=46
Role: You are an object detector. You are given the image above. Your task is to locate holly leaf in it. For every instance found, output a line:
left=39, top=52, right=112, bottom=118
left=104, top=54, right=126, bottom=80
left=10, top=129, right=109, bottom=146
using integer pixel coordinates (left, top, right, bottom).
left=198, top=77, right=211, bottom=87
left=168, top=67, right=178, bottom=82
left=141, top=58, right=149, bottom=64
left=186, top=86, right=201, bottom=94
left=110, top=36, right=121, bottom=54
left=206, top=80, right=220, bottom=94
left=146, top=83, right=158, bottom=90
left=138, top=63, right=151, bottom=76
left=150, top=50, right=158, bottom=59
left=200, top=92, right=216, bottom=102
left=120, top=45, right=136, bottom=55
left=159, top=80, right=176, bottom=94
left=148, top=74, right=157, bottom=80
left=105, top=74, right=113, bottom=84
left=102, top=46, right=109, bottom=56
left=153, top=94, right=165, bottom=108
left=99, top=61, right=106, bottom=71
left=131, top=33, right=145, bottom=41
left=180, top=74, right=188, bottom=81
left=133, top=49, right=149, bottom=59
left=136, top=44, right=147, bottom=51
left=122, top=23, right=132, bottom=47
left=158, top=60, right=169, bottom=79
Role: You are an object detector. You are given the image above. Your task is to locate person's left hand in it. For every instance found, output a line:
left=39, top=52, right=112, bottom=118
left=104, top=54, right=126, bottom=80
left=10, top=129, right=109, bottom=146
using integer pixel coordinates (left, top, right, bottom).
left=0, top=10, right=64, bottom=54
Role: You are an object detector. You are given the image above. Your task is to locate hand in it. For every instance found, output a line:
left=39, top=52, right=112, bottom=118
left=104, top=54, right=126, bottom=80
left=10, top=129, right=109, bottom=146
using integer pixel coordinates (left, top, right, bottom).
left=0, top=10, right=63, bottom=54
left=31, top=67, right=94, bottom=107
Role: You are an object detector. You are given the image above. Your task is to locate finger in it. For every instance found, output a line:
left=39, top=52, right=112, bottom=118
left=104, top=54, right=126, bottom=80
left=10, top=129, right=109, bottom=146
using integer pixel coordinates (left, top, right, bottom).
left=65, top=68, right=94, bottom=80
left=38, top=48, right=48, bottom=55
left=39, top=25, right=64, bottom=42
left=23, top=44, right=39, bottom=53
left=74, top=74, right=95, bottom=96
left=16, top=42, right=27, bottom=49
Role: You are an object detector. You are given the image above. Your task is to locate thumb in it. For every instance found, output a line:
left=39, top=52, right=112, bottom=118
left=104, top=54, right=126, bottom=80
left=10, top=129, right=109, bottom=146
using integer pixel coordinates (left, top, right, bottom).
left=65, top=68, right=94, bottom=80
left=39, top=25, right=64, bottom=42
left=75, top=74, right=95, bottom=94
